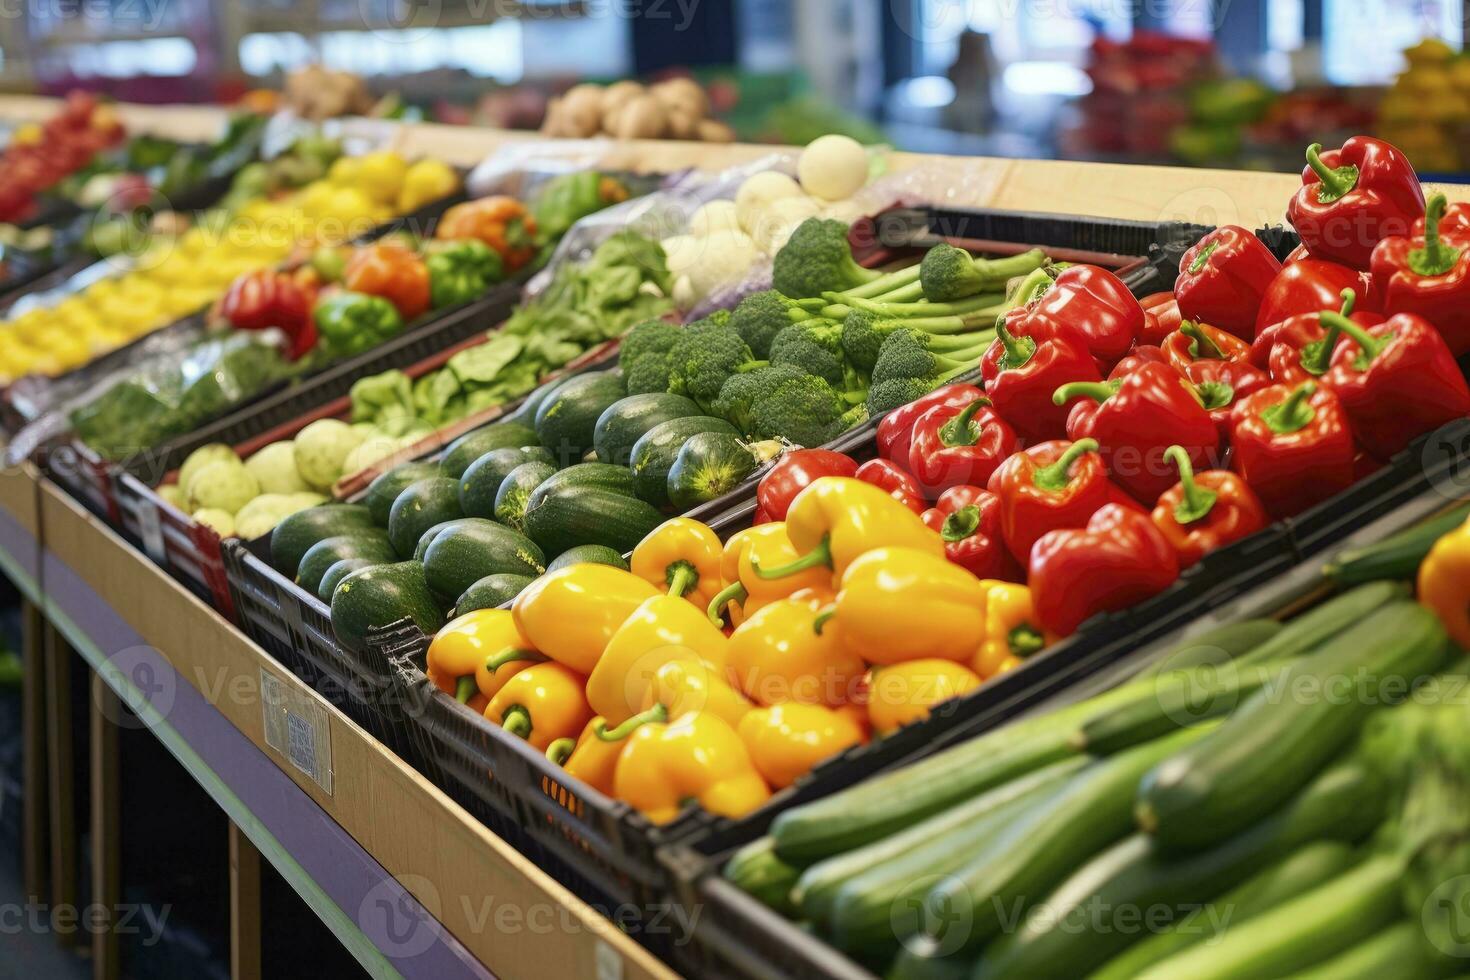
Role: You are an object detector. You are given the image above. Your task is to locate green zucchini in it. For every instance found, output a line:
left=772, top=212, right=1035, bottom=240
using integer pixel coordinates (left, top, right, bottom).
left=422, top=519, right=545, bottom=600
left=329, top=561, right=445, bottom=652
left=1234, top=581, right=1409, bottom=667
left=534, top=370, right=627, bottom=466
left=1075, top=662, right=1281, bottom=755
left=504, top=373, right=573, bottom=428
left=296, top=531, right=395, bottom=595
left=522, top=485, right=664, bottom=557
left=364, top=462, right=438, bottom=527
left=413, top=518, right=470, bottom=561
left=458, top=446, right=554, bottom=519
left=667, top=432, right=761, bottom=510
left=546, top=545, right=629, bottom=573
left=1324, top=502, right=1470, bottom=585
left=493, top=461, right=557, bottom=532
left=270, top=504, right=375, bottom=572
left=976, top=757, right=1382, bottom=978
left=629, top=416, right=738, bottom=508
left=1281, top=922, right=1442, bottom=980
left=318, top=558, right=380, bottom=603
left=887, top=946, right=979, bottom=980
left=386, top=477, right=463, bottom=558
left=528, top=463, right=638, bottom=506
left=723, top=838, right=803, bottom=919
left=1136, top=619, right=1283, bottom=679
left=1090, top=841, right=1363, bottom=980
left=1134, top=855, right=1405, bottom=980
left=917, top=724, right=1216, bottom=958
left=454, top=573, right=535, bottom=616
left=1137, top=600, right=1450, bottom=853
left=439, top=421, right=540, bottom=479
left=593, top=392, right=701, bottom=467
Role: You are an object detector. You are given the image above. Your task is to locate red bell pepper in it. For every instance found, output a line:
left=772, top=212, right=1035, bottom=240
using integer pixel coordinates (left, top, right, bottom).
left=1138, top=292, right=1181, bottom=345
left=1283, top=244, right=1311, bottom=265
left=1001, top=264, right=1144, bottom=368
left=1029, top=503, right=1180, bottom=636
left=981, top=322, right=1102, bottom=444
left=1150, top=445, right=1269, bottom=568
left=1286, top=137, right=1425, bottom=270
left=1412, top=198, right=1470, bottom=239
left=1160, top=320, right=1252, bottom=373
left=217, top=269, right=319, bottom=359
left=854, top=459, right=927, bottom=514
left=988, top=438, right=1138, bottom=564
left=921, top=486, right=1023, bottom=581
left=1054, top=362, right=1221, bottom=505
left=1108, top=344, right=1170, bottom=380
left=905, top=396, right=1020, bottom=495
left=757, top=449, right=858, bottom=522
left=1320, top=310, right=1470, bottom=460
left=1182, top=358, right=1271, bottom=443
left=875, top=382, right=985, bottom=462
left=1255, top=257, right=1374, bottom=335
left=1230, top=381, right=1358, bottom=519
left=1175, top=226, right=1282, bottom=339
left=1249, top=289, right=1385, bottom=385
left=1368, top=193, right=1470, bottom=356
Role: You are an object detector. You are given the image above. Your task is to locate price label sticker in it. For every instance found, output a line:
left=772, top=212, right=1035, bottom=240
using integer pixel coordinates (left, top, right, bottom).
left=135, top=500, right=166, bottom=564
left=594, top=940, right=623, bottom=980
left=259, top=668, right=334, bottom=795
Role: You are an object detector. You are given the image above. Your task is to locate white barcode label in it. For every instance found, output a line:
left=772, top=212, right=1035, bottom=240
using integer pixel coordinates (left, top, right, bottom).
left=259, top=668, right=334, bottom=795
left=136, top=501, right=166, bottom=563
left=594, top=940, right=623, bottom=980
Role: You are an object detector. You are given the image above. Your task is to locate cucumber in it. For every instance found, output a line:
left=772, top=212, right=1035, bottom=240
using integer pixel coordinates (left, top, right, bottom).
left=1234, top=581, right=1408, bottom=668
left=887, top=948, right=980, bottom=980
left=1134, top=855, right=1405, bottom=980
left=534, top=370, right=627, bottom=466
left=1090, top=841, right=1363, bottom=980
left=1282, top=922, right=1442, bottom=980
left=422, top=519, right=545, bottom=599
left=527, top=463, right=638, bottom=506
left=667, top=432, right=760, bottom=510
left=458, top=446, right=554, bottom=519
left=917, top=724, right=1215, bottom=958
left=364, top=462, right=438, bottom=527
left=1324, top=502, right=1470, bottom=584
left=1136, top=619, right=1283, bottom=680
left=1137, top=600, right=1450, bottom=853
left=296, top=531, right=395, bottom=595
left=269, top=504, right=375, bottom=573
left=592, top=392, right=701, bottom=467
left=723, top=838, right=802, bottom=919
left=387, top=478, right=463, bottom=558
left=454, top=573, right=535, bottom=616
left=1075, top=662, right=1282, bottom=755
left=318, top=558, right=380, bottom=603
left=493, top=461, right=557, bottom=532
left=629, top=416, right=738, bottom=508
left=976, top=757, right=1383, bottom=978
left=522, top=485, right=664, bottom=557
left=439, top=421, right=540, bottom=480
left=546, top=545, right=629, bottom=573
left=329, top=561, right=445, bottom=652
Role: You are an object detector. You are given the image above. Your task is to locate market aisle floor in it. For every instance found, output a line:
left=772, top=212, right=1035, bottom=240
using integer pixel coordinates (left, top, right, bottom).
left=0, top=862, right=92, bottom=980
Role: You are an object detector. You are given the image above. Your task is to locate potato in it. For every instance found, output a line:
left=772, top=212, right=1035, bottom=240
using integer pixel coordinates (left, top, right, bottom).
left=615, top=95, right=669, bottom=140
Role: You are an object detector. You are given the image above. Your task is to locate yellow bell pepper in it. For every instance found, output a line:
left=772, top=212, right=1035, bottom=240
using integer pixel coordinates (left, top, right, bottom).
left=971, top=580, right=1048, bottom=679
left=484, top=661, right=592, bottom=752
left=755, top=477, right=942, bottom=583
left=427, top=608, right=544, bottom=703
left=611, top=710, right=770, bottom=824
left=823, top=546, right=986, bottom=665
left=584, top=594, right=730, bottom=723
left=727, top=594, right=866, bottom=707
left=866, top=660, right=982, bottom=735
left=398, top=158, right=460, bottom=213
left=630, top=517, right=723, bottom=610
left=638, top=658, right=752, bottom=729
left=708, top=523, right=832, bottom=625
left=513, top=565, right=660, bottom=675
left=545, top=717, right=627, bottom=808
left=737, top=703, right=866, bottom=790
left=1419, top=516, right=1470, bottom=649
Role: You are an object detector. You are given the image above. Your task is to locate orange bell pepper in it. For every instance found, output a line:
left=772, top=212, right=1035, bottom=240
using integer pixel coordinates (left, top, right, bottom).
left=427, top=609, right=544, bottom=703
left=436, top=196, right=538, bottom=271
left=512, top=565, right=660, bottom=675
left=707, top=523, right=832, bottom=626
left=727, top=593, right=866, bottom=707
left=866, top=660, right=982, bottom=735
left=737, top=703, right=866, bottom=789
left=342, top=241, right=430, bottom=320
left=822, top=546, right=987, bottom=665
left=610, top=710, right=770, bottom=824
left=484, top=662, right=592, bottom=752
left=971, top=580, right=1048, bottom=679
left=630, top=517, right=724, bottom=611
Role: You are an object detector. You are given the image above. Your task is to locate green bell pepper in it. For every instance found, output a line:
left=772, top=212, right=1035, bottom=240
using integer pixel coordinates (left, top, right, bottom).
left=425, top=239, right=504, bottom=308
left=313, top=291, right=404, bottom=358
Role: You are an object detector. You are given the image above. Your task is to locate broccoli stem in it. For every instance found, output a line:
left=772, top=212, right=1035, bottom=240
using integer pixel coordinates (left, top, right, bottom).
left=928, top=329, right=997, bottom=352
left=974, top=248, right=1049, bottom=285
left=831, top=291, right=1007, bottom=320
left=839, top=260, right=922, bottom=300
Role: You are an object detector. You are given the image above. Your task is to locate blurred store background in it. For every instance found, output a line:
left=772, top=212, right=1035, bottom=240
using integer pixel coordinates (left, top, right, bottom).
left=0, top=0, right=1465, bottom=175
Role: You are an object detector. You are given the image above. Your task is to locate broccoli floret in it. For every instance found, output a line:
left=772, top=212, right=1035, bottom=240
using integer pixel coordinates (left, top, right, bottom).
left=866, top=377, right=938, bottom=415
left=841, top=310, right=997, bottom=373
left=667, top=323, right=767, bottom=411
left=919, top=244, right=1051, bottom=303
left=827, top=402, right=870, bottom=441
left=871, top=327, right=985, bottom=387
left=712, top=363, right=809, bottom=435
left=619, top=318, right=682, bottom=371
left=727, top=290, right=807, bottom=359
left=625, top=355, right=674, bottom=395
left=772, top=217, right=883, bottom=299
left=698, top=309, right=731, bottom=328
left=750, top=374, right=848, bottom=447
left=769, top=319, right=847, bottom=387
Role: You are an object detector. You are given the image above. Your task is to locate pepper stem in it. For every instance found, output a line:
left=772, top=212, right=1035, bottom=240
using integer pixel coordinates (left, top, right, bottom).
left=666, top=562, right=698, bottom=599
left=1187, top=239, right=1219, bottom=275
left=812, top=605, right=836, bottom=636
left=454, top=675, right=476, bottom=704
left=1180, top=321, right=1224, bottom=360
left=1260, top=382, right=1317, bottom=435
left=501, top=705, right=532, bottom=739
left=994, top=319, right=1035, bottom=370
left=941, top=505, right=981, bottom=543
left=1008, top=624, right=1045, bottom=658
left=1319, top=312, right=1391, bottom=370
left=1305, top=142, right=1360, bottom=204
left=1032, top=438, right=1099, bottom=491
left=1300, top=289, right=1357, bottom=375
left=1195, top=380, right=1234, bottom=411
left=546, top=737, right=575, bottom=766
left=1052, top=380, right=1119, bottom=407
left=1165, top=445, right=1218, bottom=525
left=1409, top=193, right=1460, bottom=277
left=1007, top=266, right=1055, bottom=309
left=752, top=536, right=832, bottom=580
left=706, top=580, right=748, bottom=626
left=938, top=398, right=992, bottom=448
left=485, top=647, right=544, bottom=674
left=594, top=702, right=668, bottom=741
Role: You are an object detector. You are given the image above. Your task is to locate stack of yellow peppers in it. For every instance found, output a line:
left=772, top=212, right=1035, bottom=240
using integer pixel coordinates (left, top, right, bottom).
left=425, top=477, right=1051, bottom=827
left=1376, top=38, right=1470, bottom=172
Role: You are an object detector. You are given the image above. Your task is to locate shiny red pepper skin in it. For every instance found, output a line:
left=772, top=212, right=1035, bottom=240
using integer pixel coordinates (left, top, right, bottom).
left=854, top=458, right=928, bottom=514
left=757, top=449, right=857, bottom=521
left=921, top=486, right=1023, bottom=581
left=1001, top=264, right=1144, bottom=369
left=1108, top=344, right=1170, bottom=380
left=1057, top=362, right=1222, bottom=505
left=1183, top=358, right=1272, bottom=443
left=1029, top=503, right=1180, bottom=637
left=1230, top=382, right=1358, bottom=519
left=981, top=325, right=1102, bottom=444
left=1138, top=292, right=1181, bottom=345
left=1160, top=320, right=1252, bottom=373
left=1321, top=311, right=1470, bottom=460
left=988, top=438, right=1139, bottom=565
left=1176, top=226, right=1283, bottom=339
left=1249, top=307, right=1386, bottom=385
left=1254, top=258, right=1374, bottom=336
left=1412, top=200, right=1470, bottom=238
left=1369, top=193, right=1470, bottom=356
left=906, top=397, right=1020, bottom=496
left=218, top=269, right=318, bottom=359
left=1150, top=449, right=1269, bottom=568
left=875, top=383, right=985, bottom=463
left=1287, top=137, right=1425, bottom=270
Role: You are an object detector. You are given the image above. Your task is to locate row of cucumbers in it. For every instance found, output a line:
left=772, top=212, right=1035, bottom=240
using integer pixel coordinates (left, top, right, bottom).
left=724, top=540, right=1466, bottom=979
left=265, top=364, right=770, bottom=652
